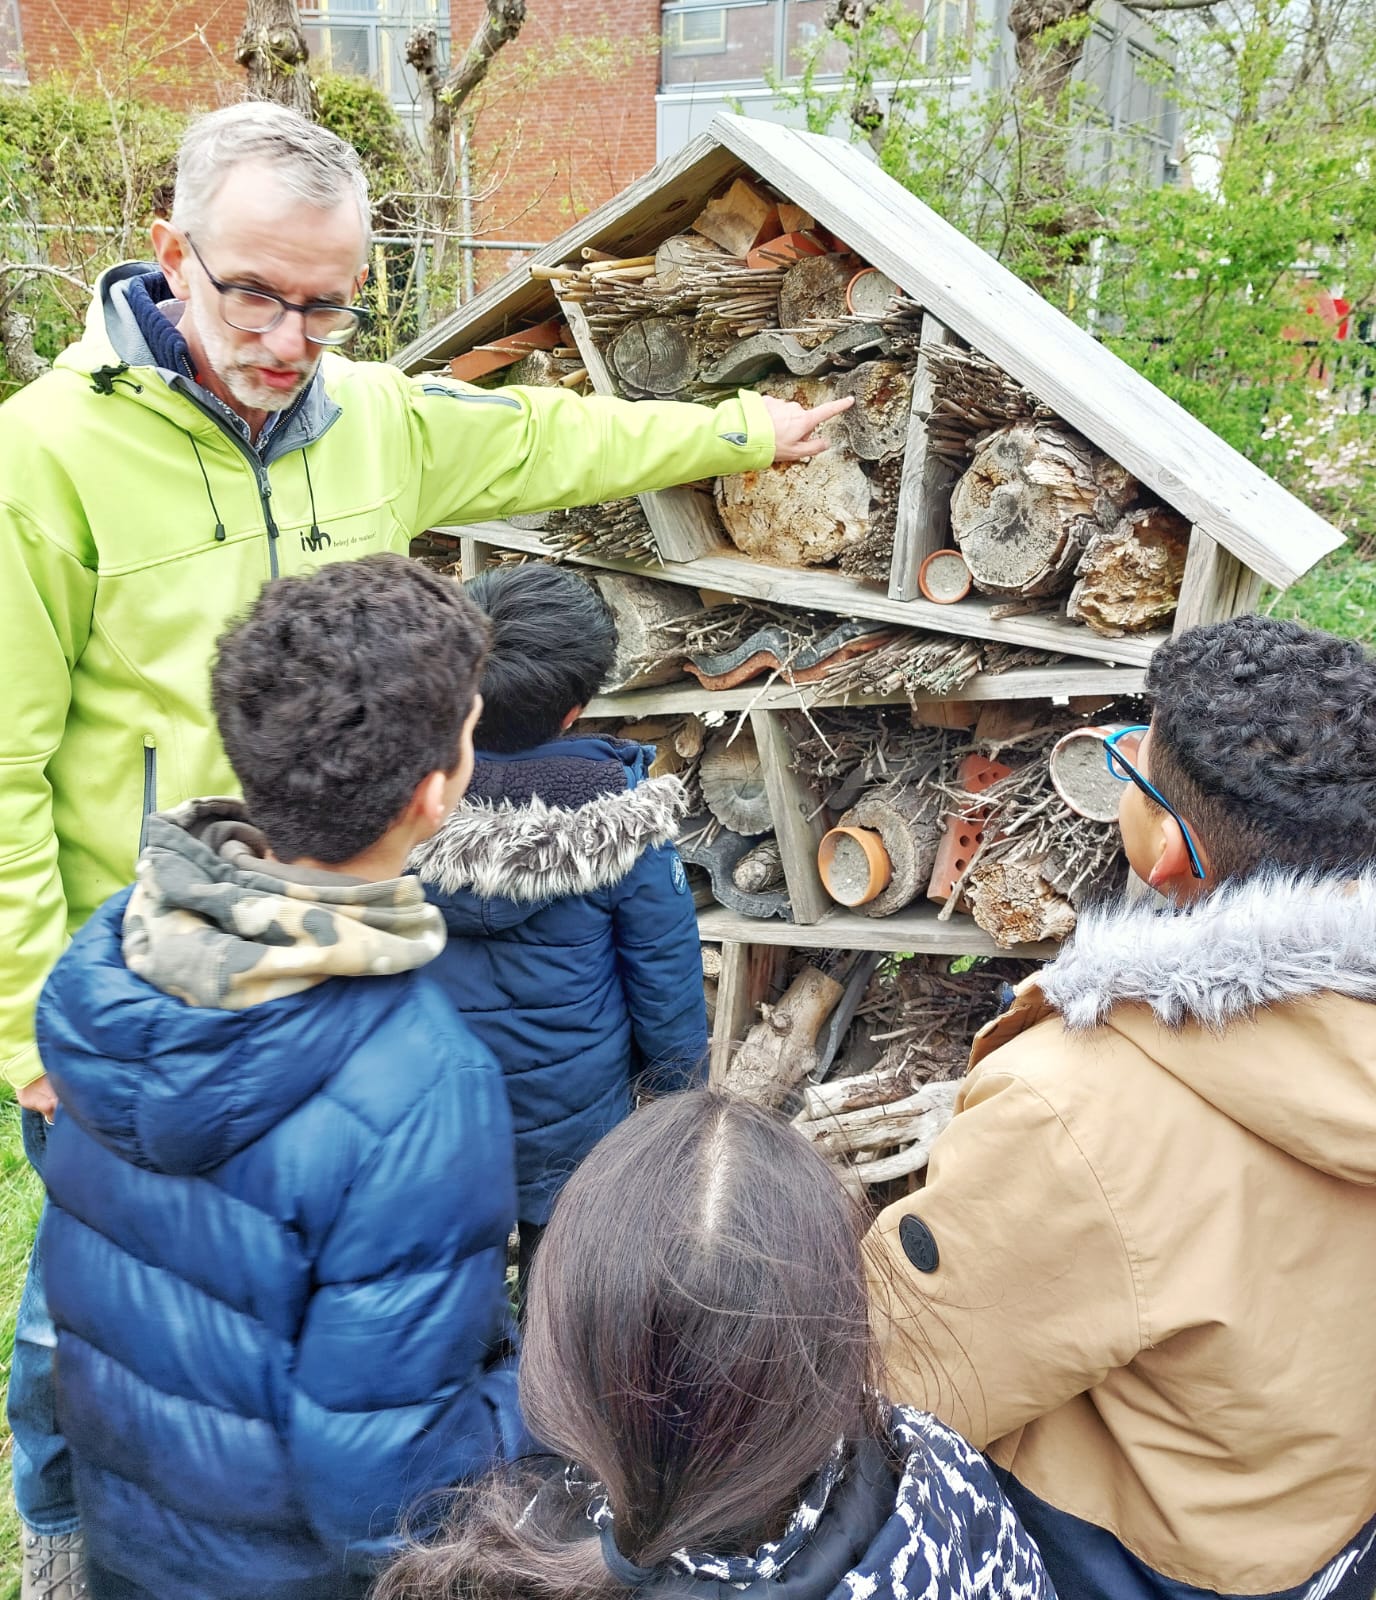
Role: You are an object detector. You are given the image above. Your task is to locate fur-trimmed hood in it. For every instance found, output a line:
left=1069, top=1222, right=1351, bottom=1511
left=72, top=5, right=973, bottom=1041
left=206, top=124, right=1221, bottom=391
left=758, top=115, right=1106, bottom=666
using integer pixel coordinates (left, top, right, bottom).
left=411, top=773, right=689, bottom=912
left=1040, top=871, right=1376, bottom=1030
left=983, top=871, right=1376, bottom=1183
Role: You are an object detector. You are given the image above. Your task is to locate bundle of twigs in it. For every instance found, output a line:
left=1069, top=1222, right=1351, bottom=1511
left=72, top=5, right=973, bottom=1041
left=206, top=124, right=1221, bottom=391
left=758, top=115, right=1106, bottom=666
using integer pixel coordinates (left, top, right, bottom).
left=790, top=710, right=954, bottom=807
left=919, top=344, right=1053, bottom=465
left=816, top=633, right=980, bottom=702
left=540, top=498, right=657, bottom=564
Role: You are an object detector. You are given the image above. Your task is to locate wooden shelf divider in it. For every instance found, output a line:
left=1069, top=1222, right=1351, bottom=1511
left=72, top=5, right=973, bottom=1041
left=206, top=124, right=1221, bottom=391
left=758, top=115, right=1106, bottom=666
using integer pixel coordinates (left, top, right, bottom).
left=889, top=314, right=962, bottom=602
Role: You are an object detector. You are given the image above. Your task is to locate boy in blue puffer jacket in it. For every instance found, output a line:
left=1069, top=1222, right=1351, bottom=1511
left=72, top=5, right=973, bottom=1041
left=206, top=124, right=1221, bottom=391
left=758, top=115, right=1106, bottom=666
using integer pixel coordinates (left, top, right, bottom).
left=410, top=562, right=707, bottom=1290
left=34, top=555, right=527, bottom=1600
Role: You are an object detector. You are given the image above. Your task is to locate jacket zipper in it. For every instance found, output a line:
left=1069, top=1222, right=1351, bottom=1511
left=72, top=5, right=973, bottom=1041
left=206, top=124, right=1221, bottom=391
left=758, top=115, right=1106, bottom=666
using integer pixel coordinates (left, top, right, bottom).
left=177, top=388, right=281, bottom=577
left=138, top=736, right=157, bottom=855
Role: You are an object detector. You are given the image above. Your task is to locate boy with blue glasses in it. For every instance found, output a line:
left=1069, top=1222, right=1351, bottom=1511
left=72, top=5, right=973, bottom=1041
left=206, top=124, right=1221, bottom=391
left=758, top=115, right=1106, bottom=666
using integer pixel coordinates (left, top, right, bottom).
left=867, top=614, right=1376, bottom=1600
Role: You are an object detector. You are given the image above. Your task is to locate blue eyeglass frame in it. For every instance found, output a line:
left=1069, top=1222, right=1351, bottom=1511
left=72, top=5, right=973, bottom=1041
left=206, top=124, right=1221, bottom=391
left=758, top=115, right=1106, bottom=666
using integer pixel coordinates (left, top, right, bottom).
left=1103, top=724, right=1207, bottom=880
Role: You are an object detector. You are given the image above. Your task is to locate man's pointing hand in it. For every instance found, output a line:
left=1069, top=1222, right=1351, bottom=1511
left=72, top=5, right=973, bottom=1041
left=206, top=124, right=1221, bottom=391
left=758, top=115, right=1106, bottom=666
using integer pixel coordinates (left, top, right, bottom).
left=762, top=394, right=855, bottom=464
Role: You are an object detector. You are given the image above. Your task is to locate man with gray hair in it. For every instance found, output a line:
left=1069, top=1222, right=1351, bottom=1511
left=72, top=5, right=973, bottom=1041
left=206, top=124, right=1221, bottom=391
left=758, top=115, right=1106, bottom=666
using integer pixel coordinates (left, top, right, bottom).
left=0, top=101, right=844, bottom=1599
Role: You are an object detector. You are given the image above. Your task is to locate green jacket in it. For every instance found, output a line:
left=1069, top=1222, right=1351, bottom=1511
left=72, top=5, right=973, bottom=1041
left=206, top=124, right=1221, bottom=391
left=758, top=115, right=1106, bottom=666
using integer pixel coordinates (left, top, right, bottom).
left=0, top=265, right=773, bottom=1089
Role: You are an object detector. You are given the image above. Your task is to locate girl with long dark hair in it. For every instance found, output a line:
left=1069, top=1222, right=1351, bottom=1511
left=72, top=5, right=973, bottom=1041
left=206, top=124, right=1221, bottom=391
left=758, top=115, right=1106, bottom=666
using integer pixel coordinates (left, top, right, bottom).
left=374, top=1090, right=1053, bottom=1600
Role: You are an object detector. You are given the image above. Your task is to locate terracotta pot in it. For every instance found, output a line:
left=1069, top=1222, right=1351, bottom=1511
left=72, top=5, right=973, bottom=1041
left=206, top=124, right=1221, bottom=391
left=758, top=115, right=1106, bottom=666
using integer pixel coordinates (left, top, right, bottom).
left=918, top=549, right=973, bottom=604
left=1049, top=724, right=1138, bottom=823
left=818, top=825, right=893, bottom=907
left=845, top=266, right=901, bottom=318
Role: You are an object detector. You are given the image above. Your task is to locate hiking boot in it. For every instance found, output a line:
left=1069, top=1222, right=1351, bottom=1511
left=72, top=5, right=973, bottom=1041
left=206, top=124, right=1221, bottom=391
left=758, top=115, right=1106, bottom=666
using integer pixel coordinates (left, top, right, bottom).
left=20, top=1530, right=87, bottom=1600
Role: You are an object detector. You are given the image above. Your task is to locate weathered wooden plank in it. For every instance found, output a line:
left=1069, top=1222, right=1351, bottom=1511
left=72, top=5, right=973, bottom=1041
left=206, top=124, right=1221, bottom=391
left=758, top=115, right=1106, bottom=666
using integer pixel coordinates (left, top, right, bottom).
left=583, top=657, right=1146, bottom=718
left=459, top=536, right=495, bottom=581
left=751, top=709, right=831, bottom=926
left=709, top=940, right=784, bottom=1083
left=394, top=134, right=748, bottom=373
left=696, top=902, right=1058, bottom=957
left=890, top=315, right=962, bottom=601
left=447, top=519, right=1163, bottom=666
left=707, top=115, right=1341, bottom=590
left=561, top=306, right=725, bottom=564
left=1173, top=529, right=1267, bottom=634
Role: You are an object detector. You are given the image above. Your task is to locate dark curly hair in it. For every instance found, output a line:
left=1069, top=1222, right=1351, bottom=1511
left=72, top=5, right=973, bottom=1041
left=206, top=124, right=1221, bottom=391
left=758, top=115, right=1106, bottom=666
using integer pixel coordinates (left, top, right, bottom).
left=464, top=562, right=618, bottom=753
left=1145, top=614, right=1376, bottom=881
left=212, top=554, right=489, bottom=863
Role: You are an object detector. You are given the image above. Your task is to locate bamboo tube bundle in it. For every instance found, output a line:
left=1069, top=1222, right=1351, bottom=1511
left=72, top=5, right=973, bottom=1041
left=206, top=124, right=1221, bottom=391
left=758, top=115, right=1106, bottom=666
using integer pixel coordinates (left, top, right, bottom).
left=540, top=498, right=658, bottom=564
left=917, top=343, right=1050, bottom=466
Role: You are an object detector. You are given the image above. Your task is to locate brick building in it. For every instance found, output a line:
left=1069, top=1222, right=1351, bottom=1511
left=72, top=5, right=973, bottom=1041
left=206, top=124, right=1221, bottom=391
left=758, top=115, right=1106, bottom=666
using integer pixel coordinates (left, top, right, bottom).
left=2, top=0, right=1173, bottom=258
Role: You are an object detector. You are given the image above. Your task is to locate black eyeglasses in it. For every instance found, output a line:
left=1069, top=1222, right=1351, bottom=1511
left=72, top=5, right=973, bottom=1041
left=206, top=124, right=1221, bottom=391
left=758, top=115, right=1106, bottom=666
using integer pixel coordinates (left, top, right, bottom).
left=183, top=234, right=369, bottom=347
left=1103, top=724, right=1207, bottom=880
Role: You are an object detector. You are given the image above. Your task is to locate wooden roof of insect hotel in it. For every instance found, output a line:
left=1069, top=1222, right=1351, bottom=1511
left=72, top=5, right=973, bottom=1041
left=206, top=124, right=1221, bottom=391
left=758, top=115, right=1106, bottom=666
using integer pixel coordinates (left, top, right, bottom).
left=398, top=113, right=1343, bottom=652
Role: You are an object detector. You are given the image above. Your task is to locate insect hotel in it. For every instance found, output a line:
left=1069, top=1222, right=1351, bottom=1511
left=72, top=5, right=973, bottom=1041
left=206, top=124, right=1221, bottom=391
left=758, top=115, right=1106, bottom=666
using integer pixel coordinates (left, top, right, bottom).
left=399, top=114, right=1342, bottom=1201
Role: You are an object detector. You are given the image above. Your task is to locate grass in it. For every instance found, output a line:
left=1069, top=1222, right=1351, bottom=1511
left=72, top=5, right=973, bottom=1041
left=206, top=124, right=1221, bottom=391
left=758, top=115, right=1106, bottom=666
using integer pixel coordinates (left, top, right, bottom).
left=0, top=1105, right=45, bottom=1600
left=0, top=549, right=1367, bottom=1598
left=1263, top=544, right=1376, bottom=644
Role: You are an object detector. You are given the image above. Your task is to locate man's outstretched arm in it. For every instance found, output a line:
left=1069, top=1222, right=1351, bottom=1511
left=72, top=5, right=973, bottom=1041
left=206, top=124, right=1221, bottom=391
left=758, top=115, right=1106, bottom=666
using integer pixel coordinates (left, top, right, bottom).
left=405, top=377, right=852, bottom=532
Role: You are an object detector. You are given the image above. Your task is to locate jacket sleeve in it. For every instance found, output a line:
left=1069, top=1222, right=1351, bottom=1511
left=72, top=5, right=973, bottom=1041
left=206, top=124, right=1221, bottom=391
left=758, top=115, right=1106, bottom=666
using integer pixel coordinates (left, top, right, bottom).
left=406, top=379, right=775, bottom=532
left=0, top=494, right=96, bottom=1091
left=611, top=843, right=708, bottom=1094
left=864, top=1062, right=1145, bottom=1451
left=287, top=1042, right=527, bottom=1568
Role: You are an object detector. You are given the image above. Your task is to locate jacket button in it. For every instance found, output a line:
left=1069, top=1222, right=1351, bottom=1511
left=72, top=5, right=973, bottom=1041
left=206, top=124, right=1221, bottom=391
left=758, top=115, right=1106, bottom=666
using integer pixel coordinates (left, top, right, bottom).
left=898, top=1214, right=939, bottom=1273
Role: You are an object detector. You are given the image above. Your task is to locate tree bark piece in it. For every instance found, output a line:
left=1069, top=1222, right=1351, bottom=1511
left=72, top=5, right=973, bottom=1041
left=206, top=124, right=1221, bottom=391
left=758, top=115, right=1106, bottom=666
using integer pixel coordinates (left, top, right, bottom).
left=722, top=965, right=845, bottom=1110
left=1066, top=504, right=1191, bottom=636
left=607, top=317, right=697, bottom=398
left=591, top=573, right=701, bottom=691
left=836, top=360, right=914, bottom=460
left=691, top=178, right=780, bottom=256
left=966, top=855, right=1077, bottom=947
left=715, top=378, right=870, bottom=567
left=832, top=781, right=944, bottom=918
left=950, top=421, right=1139, bottom=599
left=700, top=730, right=773, bottom=837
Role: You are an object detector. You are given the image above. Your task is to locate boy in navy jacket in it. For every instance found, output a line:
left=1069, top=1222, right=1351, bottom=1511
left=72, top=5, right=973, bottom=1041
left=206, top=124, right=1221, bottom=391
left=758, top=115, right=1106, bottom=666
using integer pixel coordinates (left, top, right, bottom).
left=35, top=556, right=525, bottom=1600
left=411, top=563, right=707, bottom=1286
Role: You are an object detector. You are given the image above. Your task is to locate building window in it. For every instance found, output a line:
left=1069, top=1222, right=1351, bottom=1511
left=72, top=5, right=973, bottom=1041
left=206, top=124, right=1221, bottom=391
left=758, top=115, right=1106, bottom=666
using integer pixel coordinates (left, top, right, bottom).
left=301, top=0, right=449, bottom=113
left=662, top=0, right=973, bottom=90
left=1, top=0, right=24, bottom=81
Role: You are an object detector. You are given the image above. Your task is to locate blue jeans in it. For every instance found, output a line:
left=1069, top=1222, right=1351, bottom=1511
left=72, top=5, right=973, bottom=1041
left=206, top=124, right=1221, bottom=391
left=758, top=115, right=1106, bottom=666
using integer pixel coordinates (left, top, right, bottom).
left=7, top=1111, right=78, bottom=1536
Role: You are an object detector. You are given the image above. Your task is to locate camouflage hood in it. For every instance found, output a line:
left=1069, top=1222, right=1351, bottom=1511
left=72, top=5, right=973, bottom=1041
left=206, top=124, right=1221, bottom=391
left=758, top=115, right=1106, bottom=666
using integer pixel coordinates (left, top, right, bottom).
left=124, top=798, right=447, bottom=1010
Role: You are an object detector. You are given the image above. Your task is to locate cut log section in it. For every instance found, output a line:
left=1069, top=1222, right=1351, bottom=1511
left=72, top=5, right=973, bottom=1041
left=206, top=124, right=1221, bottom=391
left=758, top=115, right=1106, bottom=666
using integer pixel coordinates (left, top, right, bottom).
left=965, top=855, right=1077, bottom=947
left=950, top=422, right=1140, bottom=599
left=732, top=835, right=786, bottom=893
left=1066, top=504, right=1191, bottom=636
left=607, top=317, right=697, bottom=399
left=715, top=377, right=870, bottom=566
left=720, top=964, right=845, bottom=1110
left=700, top=729, right=773, bottom=836
left=591, top=573, right=702, bottom=691
left=828, top=781, right=944, bottom=918
left=779, top=254, right=859, bottom=344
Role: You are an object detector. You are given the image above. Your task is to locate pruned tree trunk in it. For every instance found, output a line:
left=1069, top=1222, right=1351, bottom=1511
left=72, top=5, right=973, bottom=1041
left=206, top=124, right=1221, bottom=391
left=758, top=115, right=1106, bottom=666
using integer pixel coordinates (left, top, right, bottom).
left=0, top=306, right=49, bottom=384
left=950, top=421, right=1138, bottom=598
left=722, top=965, right=845, bottom=1109
left=407, top=0, right=527, bottom=245
left=237, top=0, right=315, bottom=119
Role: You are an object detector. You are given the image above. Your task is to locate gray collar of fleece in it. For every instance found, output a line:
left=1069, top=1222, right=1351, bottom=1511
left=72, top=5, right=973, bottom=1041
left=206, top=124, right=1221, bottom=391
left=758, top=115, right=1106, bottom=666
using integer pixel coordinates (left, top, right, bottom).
left=410, top=773, right=688, bottom=903
left=1040, top=871, right=1376, bottom=1031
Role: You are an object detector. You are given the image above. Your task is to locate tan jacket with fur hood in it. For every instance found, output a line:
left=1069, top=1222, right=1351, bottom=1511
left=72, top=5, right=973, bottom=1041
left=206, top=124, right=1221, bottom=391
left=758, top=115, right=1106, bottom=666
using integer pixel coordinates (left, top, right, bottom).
left=866, top=872, right=1376, bottom=1600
